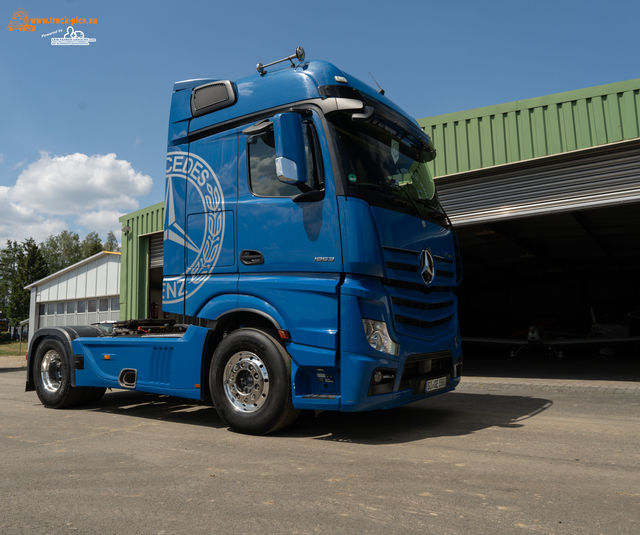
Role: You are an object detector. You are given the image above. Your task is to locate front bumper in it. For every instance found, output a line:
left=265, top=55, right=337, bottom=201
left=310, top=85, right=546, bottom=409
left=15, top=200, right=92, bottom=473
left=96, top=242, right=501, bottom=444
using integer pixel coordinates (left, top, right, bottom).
left=291, top=348, right=462, bottom=412
left=339, top=350, right=461, bottom=412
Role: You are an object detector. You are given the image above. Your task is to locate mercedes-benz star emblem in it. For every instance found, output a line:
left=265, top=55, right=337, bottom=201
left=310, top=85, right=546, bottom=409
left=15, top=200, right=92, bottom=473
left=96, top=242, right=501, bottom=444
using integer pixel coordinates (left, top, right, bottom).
left=420, top=248, right=435, bottom=286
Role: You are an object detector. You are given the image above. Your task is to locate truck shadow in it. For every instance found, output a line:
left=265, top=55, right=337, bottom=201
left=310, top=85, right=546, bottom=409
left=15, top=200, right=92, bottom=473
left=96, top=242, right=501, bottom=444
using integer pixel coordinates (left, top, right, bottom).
left=284, top=392, right=552, bottom=444
left=83, top=390, right=220, bottom=427
left=84, top=389, right=551, bottom=445
left=0, top=367, right=27, bottom=373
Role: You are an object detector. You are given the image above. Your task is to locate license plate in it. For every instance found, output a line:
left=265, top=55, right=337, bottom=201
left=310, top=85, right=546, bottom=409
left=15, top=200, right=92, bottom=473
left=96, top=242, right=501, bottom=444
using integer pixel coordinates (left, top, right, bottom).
left=425, top=376, right=447, bottom=392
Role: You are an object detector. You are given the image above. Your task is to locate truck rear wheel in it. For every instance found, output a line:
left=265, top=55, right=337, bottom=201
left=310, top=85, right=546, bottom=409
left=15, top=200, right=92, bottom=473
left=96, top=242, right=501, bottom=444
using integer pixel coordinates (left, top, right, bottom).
left=210, top=328, right=299, bottom=435
left=33, top=338, right=85, bottom=409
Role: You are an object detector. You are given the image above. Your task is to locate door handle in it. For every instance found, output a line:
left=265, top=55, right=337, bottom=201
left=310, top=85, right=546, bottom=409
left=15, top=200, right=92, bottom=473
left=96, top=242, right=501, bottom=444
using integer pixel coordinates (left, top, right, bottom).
left=240, top=250, right=264, bottom=266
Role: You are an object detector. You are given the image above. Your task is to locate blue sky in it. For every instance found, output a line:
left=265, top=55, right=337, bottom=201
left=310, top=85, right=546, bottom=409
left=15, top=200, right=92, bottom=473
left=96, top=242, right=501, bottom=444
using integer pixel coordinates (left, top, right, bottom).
left=2, top=0, right=639, bottom=246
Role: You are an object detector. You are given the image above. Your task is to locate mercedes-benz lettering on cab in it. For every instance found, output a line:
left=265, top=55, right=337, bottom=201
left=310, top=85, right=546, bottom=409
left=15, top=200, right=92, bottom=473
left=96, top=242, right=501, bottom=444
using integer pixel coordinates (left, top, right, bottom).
left=26, top=49, right=462, bottom=435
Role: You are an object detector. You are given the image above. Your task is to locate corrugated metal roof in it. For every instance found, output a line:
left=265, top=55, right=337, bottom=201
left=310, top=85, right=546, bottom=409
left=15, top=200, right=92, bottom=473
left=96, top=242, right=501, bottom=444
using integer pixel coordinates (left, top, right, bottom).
left=418, top=78, right=640, bottom=177
left=24, top=251, right=120, bottom=290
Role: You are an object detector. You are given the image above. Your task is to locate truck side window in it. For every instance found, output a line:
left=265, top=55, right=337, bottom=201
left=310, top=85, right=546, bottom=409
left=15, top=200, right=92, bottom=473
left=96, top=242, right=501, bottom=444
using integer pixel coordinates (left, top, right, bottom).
left=248, top=120, right=323, bottom=197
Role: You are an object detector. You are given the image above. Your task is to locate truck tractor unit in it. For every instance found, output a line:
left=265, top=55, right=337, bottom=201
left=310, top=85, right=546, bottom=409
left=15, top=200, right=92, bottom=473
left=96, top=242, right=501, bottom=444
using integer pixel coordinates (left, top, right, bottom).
left=26, top=48, right=463, bottom=435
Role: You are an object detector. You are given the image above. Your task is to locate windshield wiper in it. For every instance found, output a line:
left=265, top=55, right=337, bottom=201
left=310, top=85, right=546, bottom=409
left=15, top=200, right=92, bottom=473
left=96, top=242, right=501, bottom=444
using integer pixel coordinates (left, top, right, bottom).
left=395, top=184, right=421, bottom=217
left=349, top=182, right=393, bottom=192
left=351, top=182, right=422, bottom=214
left=411, top=198, right=453, bottom=228
left=351, top=182, right=452, bottom=226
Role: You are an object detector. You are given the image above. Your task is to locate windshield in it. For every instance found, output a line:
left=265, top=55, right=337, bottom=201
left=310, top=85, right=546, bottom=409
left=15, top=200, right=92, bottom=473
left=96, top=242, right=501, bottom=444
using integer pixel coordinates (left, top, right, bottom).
left=327, top=109, right=449, bottom=227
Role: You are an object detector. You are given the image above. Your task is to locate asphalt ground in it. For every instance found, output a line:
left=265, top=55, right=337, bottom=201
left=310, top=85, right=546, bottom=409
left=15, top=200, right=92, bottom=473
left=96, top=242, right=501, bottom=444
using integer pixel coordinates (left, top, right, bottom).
left=1, top=351, right=639, bottom=535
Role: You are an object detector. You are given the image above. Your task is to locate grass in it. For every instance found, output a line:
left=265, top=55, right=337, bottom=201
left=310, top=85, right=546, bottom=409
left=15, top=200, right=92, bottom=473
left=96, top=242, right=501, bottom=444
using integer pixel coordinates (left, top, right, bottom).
left=0, top=340, right=28, bottom=357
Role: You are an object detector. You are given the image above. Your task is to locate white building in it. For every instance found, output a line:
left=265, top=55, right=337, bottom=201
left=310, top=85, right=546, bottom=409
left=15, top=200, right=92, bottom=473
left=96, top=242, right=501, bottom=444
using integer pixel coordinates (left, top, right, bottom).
left=25, top=251, right=121, bottom=342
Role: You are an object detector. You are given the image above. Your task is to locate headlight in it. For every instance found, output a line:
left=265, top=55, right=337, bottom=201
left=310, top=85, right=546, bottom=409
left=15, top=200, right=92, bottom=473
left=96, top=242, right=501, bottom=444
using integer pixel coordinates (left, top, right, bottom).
left=362, top=319, right=400, bottom=356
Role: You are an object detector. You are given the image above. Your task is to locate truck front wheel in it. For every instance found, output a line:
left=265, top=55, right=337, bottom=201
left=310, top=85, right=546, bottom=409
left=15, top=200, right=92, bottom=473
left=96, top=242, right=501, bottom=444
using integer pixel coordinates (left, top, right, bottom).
left=210, top=328, right=299, bottom=435
left=33, top=338, right=85, bottom=409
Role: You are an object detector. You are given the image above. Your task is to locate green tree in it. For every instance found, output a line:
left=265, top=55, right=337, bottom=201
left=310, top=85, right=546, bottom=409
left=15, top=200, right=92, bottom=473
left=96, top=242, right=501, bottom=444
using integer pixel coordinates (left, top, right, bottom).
left=81, top=231, right=104, bottom=258
left=7, top=239, right=48, bottom=326
left=0, top=240, right=22, bottom=318
left=40, top=230, right=82, bottom=273
left=103, top=230, right=121, bottom=253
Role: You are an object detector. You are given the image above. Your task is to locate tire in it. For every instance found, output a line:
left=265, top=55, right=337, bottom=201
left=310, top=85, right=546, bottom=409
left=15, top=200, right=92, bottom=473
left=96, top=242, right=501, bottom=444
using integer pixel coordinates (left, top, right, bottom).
left=210, top=328, right=299, bottom=435
left=33, top=337, right=86, bottom=409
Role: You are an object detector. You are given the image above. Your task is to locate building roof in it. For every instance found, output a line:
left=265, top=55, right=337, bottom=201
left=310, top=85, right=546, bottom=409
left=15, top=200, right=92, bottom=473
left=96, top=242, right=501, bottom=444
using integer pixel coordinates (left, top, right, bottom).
left=24, top=251, right=121, bottom=290
left=418, top=77, right=640, bottom=177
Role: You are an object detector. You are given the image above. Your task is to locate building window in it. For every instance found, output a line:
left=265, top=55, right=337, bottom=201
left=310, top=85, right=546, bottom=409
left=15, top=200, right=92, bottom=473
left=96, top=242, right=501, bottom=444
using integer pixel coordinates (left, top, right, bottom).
left=47, top=303, right=55, bottom=315
left=88, top=300, right=97, bottom=313
left=67, top=301, right=76, bottom=314
left=111, top=297, right=120, bottom=311
left=57, top=302, right=65, bottom=315
left=39, top=304, right=45, bottom=316
left=77, top=300, right=86, bottom=313
left=99, top=298, right=109, bottom=312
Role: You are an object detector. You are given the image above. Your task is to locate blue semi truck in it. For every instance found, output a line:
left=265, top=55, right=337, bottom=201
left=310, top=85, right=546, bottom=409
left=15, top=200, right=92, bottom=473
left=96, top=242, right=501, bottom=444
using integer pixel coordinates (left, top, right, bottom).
left=26, top=49, right=463, bottom=435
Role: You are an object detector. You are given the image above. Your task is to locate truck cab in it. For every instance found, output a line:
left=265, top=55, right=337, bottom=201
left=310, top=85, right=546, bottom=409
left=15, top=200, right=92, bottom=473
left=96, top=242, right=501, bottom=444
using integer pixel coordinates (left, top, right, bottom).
left=26, top=50, right=462, bottom=435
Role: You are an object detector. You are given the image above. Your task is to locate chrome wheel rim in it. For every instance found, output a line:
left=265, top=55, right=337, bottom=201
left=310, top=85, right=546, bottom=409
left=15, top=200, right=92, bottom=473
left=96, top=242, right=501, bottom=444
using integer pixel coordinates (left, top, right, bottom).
left=40, top=349, right=62, bottom=394
left=223, top=351, right=269, bottom=413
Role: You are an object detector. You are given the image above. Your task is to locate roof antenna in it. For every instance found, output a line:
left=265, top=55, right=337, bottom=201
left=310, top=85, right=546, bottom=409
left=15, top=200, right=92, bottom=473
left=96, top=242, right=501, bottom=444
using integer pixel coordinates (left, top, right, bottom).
left=369, top=72, right=385, bottom=95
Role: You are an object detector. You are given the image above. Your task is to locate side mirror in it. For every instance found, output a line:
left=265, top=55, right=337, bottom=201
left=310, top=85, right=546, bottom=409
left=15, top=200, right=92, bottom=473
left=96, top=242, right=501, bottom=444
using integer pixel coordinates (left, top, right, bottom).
left=273, top=113, right=307, bottom=185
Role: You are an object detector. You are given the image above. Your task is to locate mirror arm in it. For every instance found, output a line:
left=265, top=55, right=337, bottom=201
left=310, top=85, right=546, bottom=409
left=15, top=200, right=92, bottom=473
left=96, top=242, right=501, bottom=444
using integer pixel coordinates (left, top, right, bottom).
left=242, top=120, right=273, bottom=136
left=292, top=190, right=325, bottom=203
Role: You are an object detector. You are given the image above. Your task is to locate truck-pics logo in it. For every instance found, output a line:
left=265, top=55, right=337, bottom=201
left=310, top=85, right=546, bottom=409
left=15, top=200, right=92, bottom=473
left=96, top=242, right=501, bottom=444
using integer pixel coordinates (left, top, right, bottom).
left=8, top=9, right=97, bottom=35
left=51, top=25, right=96, bottom=46
left=7, top=9, right=34, bottom=31
left=164, top=151, right=226, bottom=304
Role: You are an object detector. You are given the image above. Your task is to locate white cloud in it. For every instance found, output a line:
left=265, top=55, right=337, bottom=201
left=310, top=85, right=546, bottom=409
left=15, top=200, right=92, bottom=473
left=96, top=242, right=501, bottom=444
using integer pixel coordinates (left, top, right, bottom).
left=0, top=152, right=154, bottom=245
left=75, top=210, right=124, bottom=236
left=20, top=219, right=68, bottom=243
left=0, top=187, right=67, bottom=244
left=11, top=152, right=153, bottom=215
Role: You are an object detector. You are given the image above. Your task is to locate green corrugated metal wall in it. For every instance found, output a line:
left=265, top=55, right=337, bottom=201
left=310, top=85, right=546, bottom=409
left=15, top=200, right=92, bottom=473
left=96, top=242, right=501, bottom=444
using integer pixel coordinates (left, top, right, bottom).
left=118, top=202, right=164, bottom=320
left=418, top=78, right=640, bottom=178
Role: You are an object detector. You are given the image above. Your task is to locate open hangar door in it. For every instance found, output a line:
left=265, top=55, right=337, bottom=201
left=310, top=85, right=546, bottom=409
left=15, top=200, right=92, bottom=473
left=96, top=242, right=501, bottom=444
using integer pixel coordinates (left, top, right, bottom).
left=437, top=139, right=640, bottom=356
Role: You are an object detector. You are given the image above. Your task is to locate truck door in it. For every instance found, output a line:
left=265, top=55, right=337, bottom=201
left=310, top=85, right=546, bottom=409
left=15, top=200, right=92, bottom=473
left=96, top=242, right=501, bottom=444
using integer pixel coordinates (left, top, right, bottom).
left=163, top=129, right=238, bottom=317
left=237, top=111, right=342, bottom=348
